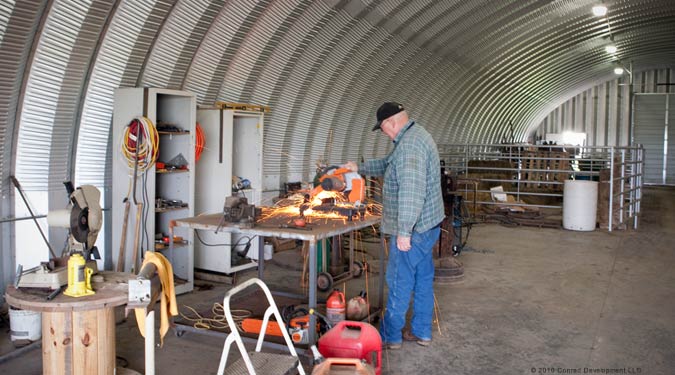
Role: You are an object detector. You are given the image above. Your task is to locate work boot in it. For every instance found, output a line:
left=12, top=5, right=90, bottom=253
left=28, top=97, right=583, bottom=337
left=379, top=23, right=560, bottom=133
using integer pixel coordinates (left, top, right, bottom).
left=384, top=342, right=402, bottom=350
left=403, top=331, right=431, bottom=347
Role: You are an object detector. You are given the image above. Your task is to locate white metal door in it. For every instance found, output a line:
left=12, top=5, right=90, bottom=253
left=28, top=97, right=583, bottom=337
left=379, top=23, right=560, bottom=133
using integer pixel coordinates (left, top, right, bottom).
left=634, top=94, right=670, bottom=185
left=667, top=95, right=675, bottom=185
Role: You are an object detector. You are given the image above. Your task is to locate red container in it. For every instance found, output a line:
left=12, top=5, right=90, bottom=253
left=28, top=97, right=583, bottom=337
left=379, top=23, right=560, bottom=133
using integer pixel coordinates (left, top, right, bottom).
left=326, top=289, right=346, bottom=324
left=318, top=321, right=382, bottom=375
left=311, top=358, right=376, bottom=375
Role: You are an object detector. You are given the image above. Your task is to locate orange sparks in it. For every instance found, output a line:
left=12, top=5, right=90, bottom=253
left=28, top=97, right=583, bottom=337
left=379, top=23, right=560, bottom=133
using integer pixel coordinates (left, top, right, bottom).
left=259, top=190, right=380, bottom=222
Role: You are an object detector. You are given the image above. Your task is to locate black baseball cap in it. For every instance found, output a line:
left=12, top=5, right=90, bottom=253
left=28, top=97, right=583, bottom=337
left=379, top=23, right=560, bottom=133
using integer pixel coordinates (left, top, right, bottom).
left=372, top=102, right=404, bottom=131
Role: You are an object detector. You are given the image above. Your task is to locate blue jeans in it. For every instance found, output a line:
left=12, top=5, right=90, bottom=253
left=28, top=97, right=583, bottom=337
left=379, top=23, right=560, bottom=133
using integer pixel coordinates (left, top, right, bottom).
left=381, top=225, right=440, bottom=343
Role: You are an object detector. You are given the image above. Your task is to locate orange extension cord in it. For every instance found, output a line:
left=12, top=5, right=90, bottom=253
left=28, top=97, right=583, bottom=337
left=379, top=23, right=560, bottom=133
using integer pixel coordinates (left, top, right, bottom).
left=195, top=122, right=205, bottom=162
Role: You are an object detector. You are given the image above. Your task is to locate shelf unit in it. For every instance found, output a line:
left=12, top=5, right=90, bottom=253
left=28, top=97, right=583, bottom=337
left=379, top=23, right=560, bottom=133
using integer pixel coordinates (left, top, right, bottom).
left=194, top=108, right=264, bottom=274
left=155, top=206, right=189, bottom=214
left=112, top=88, right=195, bottom=295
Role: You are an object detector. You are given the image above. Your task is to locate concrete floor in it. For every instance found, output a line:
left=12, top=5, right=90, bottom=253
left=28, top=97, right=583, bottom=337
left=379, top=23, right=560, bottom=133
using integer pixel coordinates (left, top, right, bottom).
left=1, top=186, right=674, bottom=374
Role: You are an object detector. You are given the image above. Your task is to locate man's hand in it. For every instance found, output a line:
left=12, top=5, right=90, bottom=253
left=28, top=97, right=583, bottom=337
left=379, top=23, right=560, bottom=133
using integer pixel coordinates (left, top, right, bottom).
left=397, top=236, right=411, bottom=251
left=342, top=161, right=358, bottom=173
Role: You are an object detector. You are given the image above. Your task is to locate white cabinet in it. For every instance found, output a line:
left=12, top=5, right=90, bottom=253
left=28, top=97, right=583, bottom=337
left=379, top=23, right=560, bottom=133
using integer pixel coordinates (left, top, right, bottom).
left=194, top=108, right=264, bottom=274
left=112, top=88, right=195, bottom=295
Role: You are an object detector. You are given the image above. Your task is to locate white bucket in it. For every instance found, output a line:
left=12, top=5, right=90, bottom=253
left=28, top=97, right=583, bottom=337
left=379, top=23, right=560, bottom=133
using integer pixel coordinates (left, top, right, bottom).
left=264, top=243, right=273, bottom=260
left=563, top=180, right=598, bottom=231
left=9, top=307, right=42, bottom=344
left=246, top=243, right=273, bottom=260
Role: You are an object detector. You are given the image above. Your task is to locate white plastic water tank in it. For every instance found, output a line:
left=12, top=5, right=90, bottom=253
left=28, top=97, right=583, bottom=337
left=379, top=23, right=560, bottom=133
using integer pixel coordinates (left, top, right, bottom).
left=563, top=180, right=599, bottom=231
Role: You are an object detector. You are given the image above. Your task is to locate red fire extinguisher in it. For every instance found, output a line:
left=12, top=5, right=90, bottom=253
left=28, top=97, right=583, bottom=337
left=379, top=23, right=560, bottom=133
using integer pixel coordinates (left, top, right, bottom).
left=326, top=289, right=345, bottom=324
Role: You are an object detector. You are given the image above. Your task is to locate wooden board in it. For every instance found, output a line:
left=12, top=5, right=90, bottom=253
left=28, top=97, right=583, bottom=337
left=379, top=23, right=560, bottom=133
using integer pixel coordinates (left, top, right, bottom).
left=41, top=307, right=116, bottom=375
left=43, top=311, right=72, bottom=374
left=213, top=101, right=270, bottom=113
left=72, top=310, right=98, bottom=375
left=5, top=271, right=129, bottom=312
left=98, top=308, right=115, bottom=373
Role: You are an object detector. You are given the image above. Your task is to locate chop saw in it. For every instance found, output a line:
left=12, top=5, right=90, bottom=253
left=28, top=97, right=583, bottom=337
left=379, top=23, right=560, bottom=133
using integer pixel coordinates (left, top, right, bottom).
left=304, top=166, right=367, bottom=220
left=17, top=183, right=102, bottom=290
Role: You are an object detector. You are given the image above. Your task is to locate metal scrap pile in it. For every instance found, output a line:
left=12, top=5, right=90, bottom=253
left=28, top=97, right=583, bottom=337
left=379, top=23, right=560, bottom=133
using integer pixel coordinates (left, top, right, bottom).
left=481, top=206, right=562, bottom=229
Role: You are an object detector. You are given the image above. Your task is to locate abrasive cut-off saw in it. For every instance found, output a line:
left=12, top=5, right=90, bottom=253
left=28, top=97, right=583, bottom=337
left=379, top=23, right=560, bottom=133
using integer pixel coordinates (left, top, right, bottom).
left=311, top=166, right=365, bottom=203
left=17, top=183, right=102, bottom=290
left=306, top=166, right=367, bottom=221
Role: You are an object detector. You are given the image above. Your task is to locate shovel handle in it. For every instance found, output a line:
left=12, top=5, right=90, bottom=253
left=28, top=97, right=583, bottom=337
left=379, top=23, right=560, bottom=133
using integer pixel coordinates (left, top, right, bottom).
left=116, top=200, right=131, bottom=272
left=130, top=202, right=143, bottom=274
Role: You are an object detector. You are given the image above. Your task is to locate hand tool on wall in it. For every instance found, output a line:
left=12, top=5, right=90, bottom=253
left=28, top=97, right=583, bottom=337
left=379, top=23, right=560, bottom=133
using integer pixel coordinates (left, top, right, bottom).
left=116, top=195, right=130, bottom=272
left=118, top=116, right=159, bottom=273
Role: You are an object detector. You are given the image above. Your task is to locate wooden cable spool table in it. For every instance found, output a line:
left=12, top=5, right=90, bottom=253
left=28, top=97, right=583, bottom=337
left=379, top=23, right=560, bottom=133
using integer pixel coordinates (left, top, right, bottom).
left=5, top=271, right=130, bottom=375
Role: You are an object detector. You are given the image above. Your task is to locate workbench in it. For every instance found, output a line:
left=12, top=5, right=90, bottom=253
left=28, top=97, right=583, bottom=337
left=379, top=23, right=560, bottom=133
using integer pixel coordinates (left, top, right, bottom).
left=170, top=211, right=384, bottom=345
left=5, top=271, right=130, bottom=375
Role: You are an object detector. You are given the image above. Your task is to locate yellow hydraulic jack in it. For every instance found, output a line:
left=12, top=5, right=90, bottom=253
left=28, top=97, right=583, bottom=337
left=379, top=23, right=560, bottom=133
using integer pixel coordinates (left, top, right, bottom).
left=63, top=253, right=95, bottom=297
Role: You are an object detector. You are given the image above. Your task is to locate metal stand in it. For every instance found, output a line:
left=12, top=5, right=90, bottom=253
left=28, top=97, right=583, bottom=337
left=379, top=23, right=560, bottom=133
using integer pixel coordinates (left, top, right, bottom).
left=127, top=263, right=161, bottom=375
left=170, top=213, right=384, bottom=348
left=316, top=232, right=365, bottom=292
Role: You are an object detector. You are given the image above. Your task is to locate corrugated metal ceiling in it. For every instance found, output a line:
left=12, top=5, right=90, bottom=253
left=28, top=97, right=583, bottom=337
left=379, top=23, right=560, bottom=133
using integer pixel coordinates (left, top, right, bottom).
left=0, top=0, right=673, bottom=196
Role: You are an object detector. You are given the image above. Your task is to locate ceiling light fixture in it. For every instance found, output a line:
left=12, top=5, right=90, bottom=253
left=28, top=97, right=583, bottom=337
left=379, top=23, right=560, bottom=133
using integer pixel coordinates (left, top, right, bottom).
left=605, top=45, right=617, bottom=54
left=614, top=61, right=632, bottom=79
left=592, top=5, right=608, bottom=17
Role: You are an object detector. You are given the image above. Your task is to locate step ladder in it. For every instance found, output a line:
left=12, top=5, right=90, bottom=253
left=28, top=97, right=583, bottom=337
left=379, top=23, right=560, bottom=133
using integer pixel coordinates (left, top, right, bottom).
left=217, top=278, right=306, bottom=375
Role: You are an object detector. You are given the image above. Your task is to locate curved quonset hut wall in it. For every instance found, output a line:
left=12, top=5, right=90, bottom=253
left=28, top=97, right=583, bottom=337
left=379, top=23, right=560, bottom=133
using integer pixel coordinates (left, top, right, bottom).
left=1, top=0, right=673, bottom=194
left=0, top=0, right=674, bottom=299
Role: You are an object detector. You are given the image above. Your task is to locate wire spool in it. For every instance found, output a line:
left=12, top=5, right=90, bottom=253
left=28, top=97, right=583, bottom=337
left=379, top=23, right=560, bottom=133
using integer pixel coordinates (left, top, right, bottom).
left=195, top=122, right=205, bottom=162
left=120, top=116, right=159, bottom=173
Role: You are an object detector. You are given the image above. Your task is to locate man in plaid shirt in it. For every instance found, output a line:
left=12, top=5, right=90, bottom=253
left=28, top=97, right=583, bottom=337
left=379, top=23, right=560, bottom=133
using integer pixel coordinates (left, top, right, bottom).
left=344, top=102, right=444, bottom=349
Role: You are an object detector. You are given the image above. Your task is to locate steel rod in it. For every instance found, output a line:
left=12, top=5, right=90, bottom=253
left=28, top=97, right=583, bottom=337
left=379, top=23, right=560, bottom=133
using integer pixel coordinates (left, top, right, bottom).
left=9, top=176, right=57, bottom=258
left=145, top=310, right=155, bottom=375
left=258, top=235, right=264, bottom=279
left=609, top=148, right=615, bottom=232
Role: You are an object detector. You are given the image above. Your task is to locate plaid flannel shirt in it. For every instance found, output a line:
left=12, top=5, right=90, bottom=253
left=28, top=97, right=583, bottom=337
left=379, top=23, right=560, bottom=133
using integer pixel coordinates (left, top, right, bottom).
left=360, top=120, right=445, bottom=237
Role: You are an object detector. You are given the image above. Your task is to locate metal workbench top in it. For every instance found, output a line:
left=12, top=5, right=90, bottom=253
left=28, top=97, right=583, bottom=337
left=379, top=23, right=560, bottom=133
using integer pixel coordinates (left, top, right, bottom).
left=172, top=211, right=381, bottom=242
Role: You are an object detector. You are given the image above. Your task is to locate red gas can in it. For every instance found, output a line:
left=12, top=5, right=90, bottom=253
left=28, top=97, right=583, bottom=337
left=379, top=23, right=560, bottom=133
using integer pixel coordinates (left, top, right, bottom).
left=318, top=321, right=382, bottom=375
left=326, top=289, right=346, bottom=324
